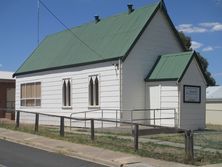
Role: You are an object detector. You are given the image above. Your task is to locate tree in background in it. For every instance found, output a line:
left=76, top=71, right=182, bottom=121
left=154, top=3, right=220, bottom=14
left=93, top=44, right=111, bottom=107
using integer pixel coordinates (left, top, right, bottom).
left=178, top=31, right=216, bottom=86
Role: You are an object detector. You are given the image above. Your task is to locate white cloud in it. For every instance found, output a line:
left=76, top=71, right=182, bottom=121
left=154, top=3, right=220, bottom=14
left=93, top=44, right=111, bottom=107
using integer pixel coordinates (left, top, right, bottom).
left=213, top=72, right=222, bottom=77
left=200, top=22, right=222, bottom=31
left=177, top=22, right=222, bottom=33
left=177, top=24, right=207, bottom=33
left=0, top=64, right=2, bottom=67
left=212, top=24, right=222, bottom=31
left=199, top=22, right=220, bottom=27
left=202, top=46, right=214, bottom=52
left=191, top=41, right=203, bottom=49
left=178, top=24, right=193, bottom=28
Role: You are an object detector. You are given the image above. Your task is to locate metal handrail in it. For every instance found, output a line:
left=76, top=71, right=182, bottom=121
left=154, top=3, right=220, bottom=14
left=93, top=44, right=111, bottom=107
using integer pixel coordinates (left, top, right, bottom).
left=69, top=108, right=177, bottom=129
left=15, top=109, right=184, bottom=130
left=69, top=109, right=100, bottom=129
left=69, top=108, right=122, bottom=129
left=70, top=109, right=101, bottom=117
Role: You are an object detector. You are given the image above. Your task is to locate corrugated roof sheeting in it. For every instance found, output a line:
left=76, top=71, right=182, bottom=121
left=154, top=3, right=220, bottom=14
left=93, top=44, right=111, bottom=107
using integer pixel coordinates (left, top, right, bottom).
left=15, top=3, right=159, bottom=75
left=146, top=51, right=194, bottom=81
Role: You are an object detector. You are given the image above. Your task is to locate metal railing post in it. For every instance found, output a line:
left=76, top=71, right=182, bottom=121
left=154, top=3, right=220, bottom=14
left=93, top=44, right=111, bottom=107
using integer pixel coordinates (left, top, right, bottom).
left=101, top=109, right=103, bottom=129
left=174, top=108, right=176, bottom=127
left=134, top=124, right=139, bottom=151
left=84, top=112, right=86, bottom=128
left=130, top=110, right=133, bottom=129
left=153, top=109, right=156, bottom=126
left=70, top=118, right=71, bottom=131
left=16, top=111, right=20, bottom=128
left=91, top=119, right=95, bottom=141
left=116, top=110, right=118, bottom=127
left=60, top=116, right=64, bottom=137
left=35, top=113, right=39, bottom=132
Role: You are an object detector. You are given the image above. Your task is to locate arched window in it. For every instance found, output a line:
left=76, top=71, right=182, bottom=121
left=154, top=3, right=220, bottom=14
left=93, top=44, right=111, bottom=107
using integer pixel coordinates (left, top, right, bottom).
left=95, top=77, right=99, bottom=106
left=89, top=78, right=94, bottom=106
left=67, top=80, right=71, bottom=106
left=88, top=75, right=99, bottom=107
left=62, top=79, right=71, bottom=107
left=62, top=80, right=66, bottom=106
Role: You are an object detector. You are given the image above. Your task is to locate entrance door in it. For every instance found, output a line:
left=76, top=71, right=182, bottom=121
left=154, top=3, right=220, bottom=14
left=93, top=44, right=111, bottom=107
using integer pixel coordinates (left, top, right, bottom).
left=148, top=85, right=161, bottom=126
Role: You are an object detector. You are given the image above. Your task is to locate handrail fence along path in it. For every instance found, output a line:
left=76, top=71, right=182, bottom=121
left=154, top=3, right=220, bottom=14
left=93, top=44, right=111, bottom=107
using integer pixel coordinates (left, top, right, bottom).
left=13, top=109, right=193, bottom=160
left=69, top=108, right=177, bottom=129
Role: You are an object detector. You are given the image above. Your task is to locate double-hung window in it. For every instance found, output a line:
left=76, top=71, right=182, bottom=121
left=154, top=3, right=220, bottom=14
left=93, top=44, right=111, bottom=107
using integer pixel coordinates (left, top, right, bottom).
left=20, top=82, right=41, bottom=107
left=62, top=79, right=71, bottom=107
left=88, top=75, right=99, bottom=107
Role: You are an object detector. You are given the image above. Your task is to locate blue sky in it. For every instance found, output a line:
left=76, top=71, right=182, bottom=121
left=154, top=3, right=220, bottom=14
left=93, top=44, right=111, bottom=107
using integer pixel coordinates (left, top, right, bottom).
left=0, top=0, right=222, bottom=85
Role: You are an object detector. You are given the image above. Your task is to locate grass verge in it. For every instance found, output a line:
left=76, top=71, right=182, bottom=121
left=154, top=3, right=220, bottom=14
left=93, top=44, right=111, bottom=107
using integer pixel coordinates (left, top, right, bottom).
left=0, top=121, right=222, bottom=166
left=146, top=124, right=222, bottom=150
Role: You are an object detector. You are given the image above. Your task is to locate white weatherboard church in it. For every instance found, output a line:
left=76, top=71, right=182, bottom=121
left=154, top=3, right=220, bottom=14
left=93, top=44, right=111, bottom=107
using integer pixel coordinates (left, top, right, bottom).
left=14, top=1, right=207, bottom=130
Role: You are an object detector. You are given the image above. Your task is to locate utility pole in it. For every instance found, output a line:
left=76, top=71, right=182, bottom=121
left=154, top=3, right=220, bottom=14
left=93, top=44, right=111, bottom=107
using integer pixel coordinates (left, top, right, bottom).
left=37, top=0, right=40, bottom=46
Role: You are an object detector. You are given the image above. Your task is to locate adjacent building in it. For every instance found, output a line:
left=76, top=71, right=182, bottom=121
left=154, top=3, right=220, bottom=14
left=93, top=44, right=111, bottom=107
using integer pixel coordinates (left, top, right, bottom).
left=0, top=71, right=15, bottom=120
left=206, top=86, right=222, bottom=125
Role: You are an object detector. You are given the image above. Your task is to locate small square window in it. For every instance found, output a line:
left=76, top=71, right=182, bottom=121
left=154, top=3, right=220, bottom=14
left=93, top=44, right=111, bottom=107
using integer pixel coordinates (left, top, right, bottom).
left=20, top=82, right=41, bottom=107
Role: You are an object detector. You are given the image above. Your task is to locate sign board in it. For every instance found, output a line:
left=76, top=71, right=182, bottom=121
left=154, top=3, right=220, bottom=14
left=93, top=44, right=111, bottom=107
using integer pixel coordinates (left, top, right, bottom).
left=184, top=85, right=201, bottom=103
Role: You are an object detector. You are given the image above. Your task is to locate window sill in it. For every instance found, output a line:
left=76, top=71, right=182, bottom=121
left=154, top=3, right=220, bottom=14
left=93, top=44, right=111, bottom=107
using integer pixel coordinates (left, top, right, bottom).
left=88, top=106, right=100, bottom=110
left=20, top=106, right=41, bottom=108
left=62, top=106, right=72, bottom=110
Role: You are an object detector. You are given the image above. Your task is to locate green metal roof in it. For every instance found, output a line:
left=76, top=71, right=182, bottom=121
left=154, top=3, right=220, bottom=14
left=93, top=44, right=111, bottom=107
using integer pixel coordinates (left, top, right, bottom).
left=145, top=51, right=195, bottom=82
left=15, top=2, right=162, bottom=76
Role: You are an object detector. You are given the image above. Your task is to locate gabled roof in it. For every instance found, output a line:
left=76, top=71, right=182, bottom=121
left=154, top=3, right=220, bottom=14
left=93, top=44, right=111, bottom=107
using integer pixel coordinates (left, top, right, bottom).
left=145, top=51, right=207, bottom=83
left=206, top=86, right=222, bottom=101
left=14, top=1, right=185, bottom=76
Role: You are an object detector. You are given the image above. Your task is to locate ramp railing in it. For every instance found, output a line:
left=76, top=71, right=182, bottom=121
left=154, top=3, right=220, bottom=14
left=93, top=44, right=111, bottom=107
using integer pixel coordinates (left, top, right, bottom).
left=69, top=108, right=177, bottom=129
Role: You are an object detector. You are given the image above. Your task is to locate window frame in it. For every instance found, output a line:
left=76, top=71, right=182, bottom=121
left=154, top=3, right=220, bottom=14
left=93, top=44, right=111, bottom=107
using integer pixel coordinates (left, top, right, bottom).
left=88, top=75, right=100, bottom=109
left=62, top=78, right=72, bottom=109
left=20, top=82, right=41, bottom=107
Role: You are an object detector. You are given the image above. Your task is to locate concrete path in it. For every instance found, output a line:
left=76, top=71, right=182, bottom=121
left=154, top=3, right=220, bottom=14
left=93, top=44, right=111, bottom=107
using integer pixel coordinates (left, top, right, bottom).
left=0, top=128, right=221, bottom=167
left=70, top=129, right=222, bottom=154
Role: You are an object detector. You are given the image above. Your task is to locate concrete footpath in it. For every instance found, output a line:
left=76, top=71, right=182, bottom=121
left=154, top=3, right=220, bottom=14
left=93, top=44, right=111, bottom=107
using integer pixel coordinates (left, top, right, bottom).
left=0, top=128, right=220, bottom=167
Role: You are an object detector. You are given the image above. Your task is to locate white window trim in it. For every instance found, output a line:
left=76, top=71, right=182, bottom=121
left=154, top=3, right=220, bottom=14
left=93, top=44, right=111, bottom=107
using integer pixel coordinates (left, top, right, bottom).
left=88, top=75, right=100, bottom=109
left=62, top=78, right=72, bottom=109
left=20, top=82, right=41, bottom=108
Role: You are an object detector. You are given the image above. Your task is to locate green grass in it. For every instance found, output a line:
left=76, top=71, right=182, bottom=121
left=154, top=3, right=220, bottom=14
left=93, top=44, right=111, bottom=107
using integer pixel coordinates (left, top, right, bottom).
left=147, top=124, right=222, bottom=150
left=0, top=121, right=222, bottom=166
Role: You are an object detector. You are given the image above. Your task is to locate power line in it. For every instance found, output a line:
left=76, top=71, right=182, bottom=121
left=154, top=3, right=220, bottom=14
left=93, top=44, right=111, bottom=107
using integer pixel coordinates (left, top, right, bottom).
left=38, top=0, right=104, bottom=59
